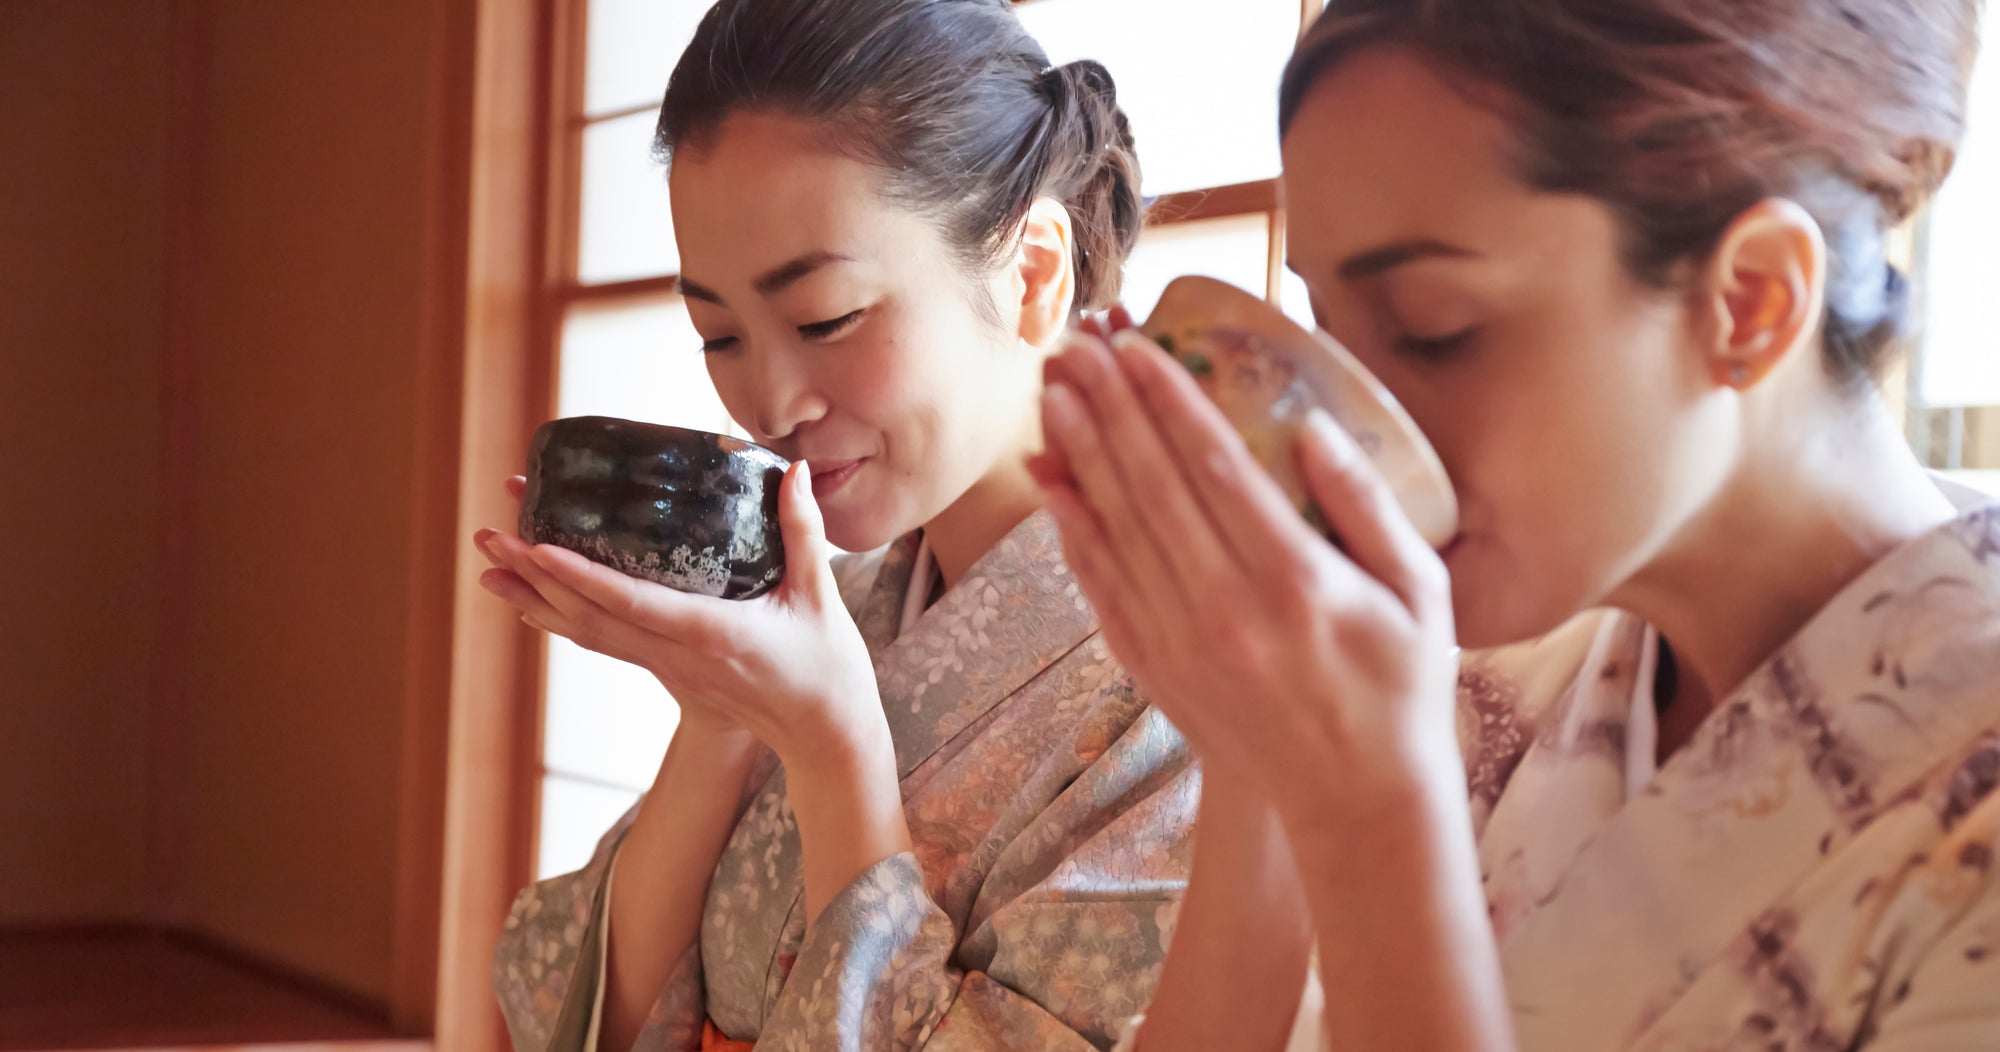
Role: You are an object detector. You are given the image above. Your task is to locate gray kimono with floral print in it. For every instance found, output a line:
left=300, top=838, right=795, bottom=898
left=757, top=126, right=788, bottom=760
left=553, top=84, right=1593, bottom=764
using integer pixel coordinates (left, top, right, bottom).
left=494, top=511, right=1196, bottom=1052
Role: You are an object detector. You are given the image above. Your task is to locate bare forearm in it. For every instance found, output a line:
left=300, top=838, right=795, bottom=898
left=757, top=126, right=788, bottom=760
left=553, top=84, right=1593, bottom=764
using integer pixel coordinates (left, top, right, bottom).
left=785, top=721, right=913, bottom=925
left=1288, top=770, right=1514, bottom=1052
left=1136, top=778, right=1314, bottom=1052
left=600, top=723, right=768, bottom=1052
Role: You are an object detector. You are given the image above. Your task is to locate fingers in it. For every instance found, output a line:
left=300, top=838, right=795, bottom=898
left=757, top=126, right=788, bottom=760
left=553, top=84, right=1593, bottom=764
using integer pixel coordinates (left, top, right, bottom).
left=1297, top=409, right=1448, bottom=618
left=1111, top=331, right=1324, bottom=574
left=505, top=475, right=526, bottom=501
left=522, top=541, right=733, bottom=652
left=1039, top=476, right=1153, bottom=676
left=774, top=461, right=837, bottom=605
left=1040, top=378, right=1182, bottom=620
left=479, top=530, right=667, bottom=658
left=478, top=565, right=566, bottom=628
left=1049, top=335, right=1235, bottom=597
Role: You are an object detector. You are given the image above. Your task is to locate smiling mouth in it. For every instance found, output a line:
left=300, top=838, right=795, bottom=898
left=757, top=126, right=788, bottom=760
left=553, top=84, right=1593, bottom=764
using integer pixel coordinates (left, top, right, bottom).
left=809, top=458, right=865, bottom=499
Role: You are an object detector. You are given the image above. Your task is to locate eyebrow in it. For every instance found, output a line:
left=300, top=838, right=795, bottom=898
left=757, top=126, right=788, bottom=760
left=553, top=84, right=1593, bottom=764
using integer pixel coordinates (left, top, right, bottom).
left=677, top=251, right=856, bottom=305
left=1335, top=239, right=1480, bottom=283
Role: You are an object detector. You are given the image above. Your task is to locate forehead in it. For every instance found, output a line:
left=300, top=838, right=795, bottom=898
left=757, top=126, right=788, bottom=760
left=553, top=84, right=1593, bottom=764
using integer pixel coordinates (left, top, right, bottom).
left=1278, top=47, right=1541, bottom=266
left=668, top=112, right=921, bottom=275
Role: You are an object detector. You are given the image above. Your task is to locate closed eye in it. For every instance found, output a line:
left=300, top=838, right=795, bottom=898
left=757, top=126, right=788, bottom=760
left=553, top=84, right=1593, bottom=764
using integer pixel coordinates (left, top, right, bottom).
left=800, top=309, right=866, bottom=342
left=1395, top=328, right=1477, bottom=360
left=700, top=335, right=739, bottom=355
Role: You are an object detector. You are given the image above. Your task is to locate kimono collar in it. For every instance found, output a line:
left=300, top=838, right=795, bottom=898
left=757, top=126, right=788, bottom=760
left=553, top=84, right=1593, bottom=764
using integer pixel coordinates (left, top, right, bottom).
left=1499, top=499, right=2000, bottom=1050
left=853, top=509, right=1100, bottom=778
left=1699, top=499, right=2000, bottom=827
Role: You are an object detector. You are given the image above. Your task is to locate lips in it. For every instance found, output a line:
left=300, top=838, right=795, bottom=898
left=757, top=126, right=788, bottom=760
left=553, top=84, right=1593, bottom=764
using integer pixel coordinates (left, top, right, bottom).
left=808, top=458, right=865, bottom=499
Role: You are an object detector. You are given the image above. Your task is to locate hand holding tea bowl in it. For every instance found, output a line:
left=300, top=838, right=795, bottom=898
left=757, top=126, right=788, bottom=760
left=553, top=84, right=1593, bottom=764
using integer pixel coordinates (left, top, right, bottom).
left=1031, top=278, right=1462, bottom=805
left=471, top=415, right=889, bottom=771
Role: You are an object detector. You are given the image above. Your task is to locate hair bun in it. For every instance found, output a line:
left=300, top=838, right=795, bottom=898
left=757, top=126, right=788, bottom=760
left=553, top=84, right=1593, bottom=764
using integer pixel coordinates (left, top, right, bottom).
left=1041, top=59, right=1143, bottom=309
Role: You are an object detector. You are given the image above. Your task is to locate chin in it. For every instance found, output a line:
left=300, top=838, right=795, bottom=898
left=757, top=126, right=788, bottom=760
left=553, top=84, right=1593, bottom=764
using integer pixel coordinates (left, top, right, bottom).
left=817, top=495, right=914, bottom=556
left=1447, top=550, right=1594, bottom=652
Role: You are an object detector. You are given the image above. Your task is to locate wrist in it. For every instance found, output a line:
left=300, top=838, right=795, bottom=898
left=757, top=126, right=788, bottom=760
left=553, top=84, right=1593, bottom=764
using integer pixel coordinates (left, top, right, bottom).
left=774, top=690, right=893, bottom=778
left=784, top=712, right=896, bottom=792
left=1281, top=759, right=1471, bottom=881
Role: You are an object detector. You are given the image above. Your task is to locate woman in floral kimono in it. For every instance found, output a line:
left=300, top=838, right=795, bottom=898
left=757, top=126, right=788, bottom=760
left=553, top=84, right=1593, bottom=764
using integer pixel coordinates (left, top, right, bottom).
left=1034, top=0, right=2000, bottom=1049
left=475, top=2, right=1192, bottom=1050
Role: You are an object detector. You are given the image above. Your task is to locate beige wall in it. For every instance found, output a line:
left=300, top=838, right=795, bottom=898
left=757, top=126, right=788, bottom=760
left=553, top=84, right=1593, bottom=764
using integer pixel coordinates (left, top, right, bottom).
left=0, top=0, right=171, bottom=927
left=153, top=0, right=440, bottom=1004
left=2, top=0, right=454, bottom=1011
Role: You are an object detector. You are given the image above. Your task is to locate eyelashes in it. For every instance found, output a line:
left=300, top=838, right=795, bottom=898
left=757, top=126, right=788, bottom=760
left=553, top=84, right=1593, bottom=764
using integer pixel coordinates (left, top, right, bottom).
left=798, top=309, right=866, bottom=342
left=699, top=309, right=868, bottom=355
left=1393, top=328, right=1477, bottom=360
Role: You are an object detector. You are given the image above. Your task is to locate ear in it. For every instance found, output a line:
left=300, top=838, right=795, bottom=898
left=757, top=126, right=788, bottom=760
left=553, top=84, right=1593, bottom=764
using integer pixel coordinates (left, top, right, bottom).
left=1693, top=198, right=1827, bottom=390
left=1012, top=197, right=1078, bottom=350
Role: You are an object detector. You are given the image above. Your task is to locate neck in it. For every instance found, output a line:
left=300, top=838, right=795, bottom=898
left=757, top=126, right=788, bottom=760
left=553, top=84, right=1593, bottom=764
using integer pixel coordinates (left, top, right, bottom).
left=1615, top=396, right=1954, bottom=755
left=923, top=454, right=1044, bottom=589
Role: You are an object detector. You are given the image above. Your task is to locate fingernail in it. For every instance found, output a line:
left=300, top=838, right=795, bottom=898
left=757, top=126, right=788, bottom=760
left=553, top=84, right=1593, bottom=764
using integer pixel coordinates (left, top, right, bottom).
left=1109, top=328, right=1157, bottom=358
left=1304, top=408, right=1356, bottom=461
left=479, top=571, right=501, bottom=592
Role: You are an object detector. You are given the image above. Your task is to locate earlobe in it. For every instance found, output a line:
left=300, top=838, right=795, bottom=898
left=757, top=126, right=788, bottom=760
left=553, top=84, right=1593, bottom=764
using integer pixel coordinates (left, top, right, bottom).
left=1015, top=197, right=1077, bottom=349
left=1703, top=199, right=1827, bottom=390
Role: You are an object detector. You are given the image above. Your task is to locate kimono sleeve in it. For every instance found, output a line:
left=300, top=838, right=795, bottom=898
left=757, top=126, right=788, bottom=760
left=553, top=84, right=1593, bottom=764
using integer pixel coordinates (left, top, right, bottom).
left=493, top=799, right=710, bottom=1052
left=755, top=708, right=1198, bottom=1051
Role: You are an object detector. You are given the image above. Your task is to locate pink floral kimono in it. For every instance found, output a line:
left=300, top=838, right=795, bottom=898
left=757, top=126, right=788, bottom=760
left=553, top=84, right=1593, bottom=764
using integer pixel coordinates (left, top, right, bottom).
left=1203, top=486, right=2000, bottom=1052
left=494, top=511, right=1197, bottom=1052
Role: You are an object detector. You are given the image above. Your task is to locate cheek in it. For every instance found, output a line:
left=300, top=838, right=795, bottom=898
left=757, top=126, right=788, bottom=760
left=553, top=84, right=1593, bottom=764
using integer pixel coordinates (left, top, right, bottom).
left=704, top=356, right=755, bottom=437
left=1424, top=300, right=1704, bottom=644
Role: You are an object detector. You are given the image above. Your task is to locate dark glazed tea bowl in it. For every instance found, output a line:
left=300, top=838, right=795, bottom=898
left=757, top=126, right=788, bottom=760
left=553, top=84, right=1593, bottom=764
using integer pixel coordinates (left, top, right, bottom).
left=519, top=416, right=790, bottom=600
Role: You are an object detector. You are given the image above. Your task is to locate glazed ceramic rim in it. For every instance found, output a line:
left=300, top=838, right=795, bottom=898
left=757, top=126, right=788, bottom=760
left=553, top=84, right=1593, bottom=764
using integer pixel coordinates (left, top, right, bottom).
left=1143, top=275, right=1460, bottom=547
left=539, top=415, right=791, bottom=470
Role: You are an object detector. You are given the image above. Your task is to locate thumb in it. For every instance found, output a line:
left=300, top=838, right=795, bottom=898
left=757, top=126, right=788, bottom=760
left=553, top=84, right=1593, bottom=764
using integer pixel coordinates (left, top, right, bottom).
left=776, top=461, right=838, bottom=604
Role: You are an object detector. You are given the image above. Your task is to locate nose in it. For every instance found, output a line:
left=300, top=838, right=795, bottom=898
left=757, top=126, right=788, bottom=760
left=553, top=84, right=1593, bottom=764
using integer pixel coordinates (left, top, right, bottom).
left=744, top=345, right=828, bottom=443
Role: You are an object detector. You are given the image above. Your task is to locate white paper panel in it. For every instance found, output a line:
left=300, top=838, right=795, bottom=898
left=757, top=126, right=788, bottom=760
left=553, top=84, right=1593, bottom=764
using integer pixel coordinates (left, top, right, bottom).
left=544, top=634, right=679, bottom=793
left=558, top=297, right=734, bottom=431
left=1018, top=0, right=1300, bottom=196
left=1278, top=267, right=1317, bottom=331
left=537, top=774, right=642, bottom=880
left=579, top=109, right=678, bottom=284
left=584, top=0, right=712, bottom=118
left=1918, top=16, right=2000, bottom=407
left=1120, top=213, right=1272, bottom=321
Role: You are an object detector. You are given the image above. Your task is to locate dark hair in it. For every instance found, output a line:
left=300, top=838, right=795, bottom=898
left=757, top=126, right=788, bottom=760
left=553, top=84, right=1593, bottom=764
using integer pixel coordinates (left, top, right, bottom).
left=655, top=0, right=1143, bottom=314
left=1279, top=0, right=1986, bottom=384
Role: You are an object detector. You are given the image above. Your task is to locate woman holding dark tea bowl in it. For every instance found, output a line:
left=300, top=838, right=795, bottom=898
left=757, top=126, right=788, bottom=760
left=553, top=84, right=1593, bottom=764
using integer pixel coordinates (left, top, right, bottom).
left=477, top=1, right=1191, bottom=1049
left=1036, top=0, right=2000, bottom=1049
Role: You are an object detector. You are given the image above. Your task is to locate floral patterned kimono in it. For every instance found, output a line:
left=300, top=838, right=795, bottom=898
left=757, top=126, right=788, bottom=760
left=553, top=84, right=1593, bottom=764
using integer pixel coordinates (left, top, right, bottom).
left=495, top=511, right=1197, bottom=1052
left=1232, top=486, right=2000, bottom=1052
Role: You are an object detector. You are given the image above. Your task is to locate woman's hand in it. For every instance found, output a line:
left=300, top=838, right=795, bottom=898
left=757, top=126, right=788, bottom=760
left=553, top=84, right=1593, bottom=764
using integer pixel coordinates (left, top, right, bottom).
left=1032, top=328, right=1462, bottom=818
left=473, top=461, right=885, bottom=769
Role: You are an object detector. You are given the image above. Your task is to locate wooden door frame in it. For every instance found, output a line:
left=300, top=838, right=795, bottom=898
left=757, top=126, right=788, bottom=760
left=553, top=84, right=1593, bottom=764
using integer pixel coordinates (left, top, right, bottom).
left=426, top=0, right=555, bottom=1048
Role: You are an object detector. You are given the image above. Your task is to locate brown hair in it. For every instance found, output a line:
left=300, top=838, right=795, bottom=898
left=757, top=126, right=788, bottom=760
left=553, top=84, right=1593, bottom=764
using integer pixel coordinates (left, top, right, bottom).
left=655, top=0, right=1143, bottom=313
left=1280, top=0, right=1986, bottom=383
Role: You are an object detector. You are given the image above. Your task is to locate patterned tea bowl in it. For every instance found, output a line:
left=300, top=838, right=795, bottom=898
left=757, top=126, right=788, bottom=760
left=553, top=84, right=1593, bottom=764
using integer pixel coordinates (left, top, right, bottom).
left=519, top=416, right=790, bottom=600
left=1140, top=275, right=1460, bottom=548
